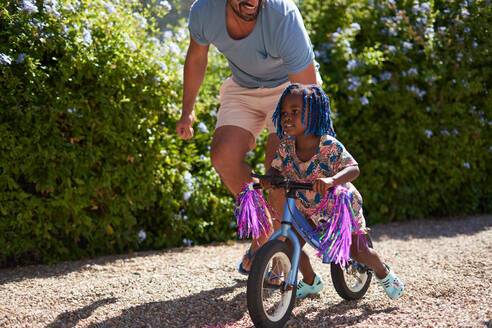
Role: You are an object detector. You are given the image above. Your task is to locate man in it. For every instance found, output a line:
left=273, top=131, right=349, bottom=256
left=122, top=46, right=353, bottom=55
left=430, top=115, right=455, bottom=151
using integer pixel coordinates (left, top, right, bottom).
left=176, top=0, right=320, bottom=273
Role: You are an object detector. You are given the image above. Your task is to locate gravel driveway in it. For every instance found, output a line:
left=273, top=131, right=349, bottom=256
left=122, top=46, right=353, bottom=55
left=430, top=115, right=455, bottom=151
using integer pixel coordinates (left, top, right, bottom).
left=1, top=215, right=491, bottom=328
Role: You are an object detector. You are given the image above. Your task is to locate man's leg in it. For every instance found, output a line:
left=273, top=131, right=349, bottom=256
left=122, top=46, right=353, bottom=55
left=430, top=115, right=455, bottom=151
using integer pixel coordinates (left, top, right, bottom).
left=265, top=133, right=284, bottom=229
left=210, top=125, right=272, bottom=271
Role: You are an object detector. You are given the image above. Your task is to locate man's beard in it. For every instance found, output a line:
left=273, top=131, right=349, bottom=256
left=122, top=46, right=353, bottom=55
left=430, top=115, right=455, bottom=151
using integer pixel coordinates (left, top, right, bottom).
left=228, top=0, right=262, bottom=22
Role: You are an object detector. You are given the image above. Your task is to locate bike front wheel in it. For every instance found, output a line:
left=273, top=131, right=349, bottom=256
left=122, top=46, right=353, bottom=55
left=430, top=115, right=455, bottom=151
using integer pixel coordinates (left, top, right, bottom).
left=247, top=240, right=296, bottom=328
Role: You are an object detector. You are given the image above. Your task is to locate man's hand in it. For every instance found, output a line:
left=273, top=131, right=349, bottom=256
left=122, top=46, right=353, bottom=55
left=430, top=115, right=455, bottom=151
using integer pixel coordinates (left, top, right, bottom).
left=176, top=112, right=195, bottom=139
left=313, top=177, right=335, bottom=195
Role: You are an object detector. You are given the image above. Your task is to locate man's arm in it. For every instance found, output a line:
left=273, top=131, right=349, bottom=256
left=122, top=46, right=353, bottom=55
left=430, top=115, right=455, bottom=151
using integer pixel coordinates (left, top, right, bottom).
left=176, top=37, right=210, bottom=140
left=288, top=61, right=320, bottom=86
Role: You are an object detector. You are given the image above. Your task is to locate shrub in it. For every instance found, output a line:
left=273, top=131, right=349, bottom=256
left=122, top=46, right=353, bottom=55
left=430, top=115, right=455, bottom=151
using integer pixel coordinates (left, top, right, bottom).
left=300, top=0, right=491, bottom=223
left=0, top=0, right=240, bottom=266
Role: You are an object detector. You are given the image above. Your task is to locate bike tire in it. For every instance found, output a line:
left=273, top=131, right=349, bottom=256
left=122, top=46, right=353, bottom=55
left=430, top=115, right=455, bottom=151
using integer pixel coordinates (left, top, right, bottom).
left=330, top=235, right=374, bottom=300
left=247, top=240, right=296, bottom=328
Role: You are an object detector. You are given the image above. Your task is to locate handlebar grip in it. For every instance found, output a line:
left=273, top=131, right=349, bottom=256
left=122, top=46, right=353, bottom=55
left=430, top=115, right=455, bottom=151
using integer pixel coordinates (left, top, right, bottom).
left=252, top=183, right=262, bottom=189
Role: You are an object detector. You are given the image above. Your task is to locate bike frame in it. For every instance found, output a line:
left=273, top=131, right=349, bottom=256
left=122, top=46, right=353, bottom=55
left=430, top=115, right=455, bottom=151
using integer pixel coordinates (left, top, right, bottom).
left=268, top=196, right=302, bottom=289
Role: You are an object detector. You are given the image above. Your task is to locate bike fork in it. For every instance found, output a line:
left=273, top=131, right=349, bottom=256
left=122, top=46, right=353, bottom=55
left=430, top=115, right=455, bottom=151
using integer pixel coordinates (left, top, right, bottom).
left=268, top=197, right=301, bottom=290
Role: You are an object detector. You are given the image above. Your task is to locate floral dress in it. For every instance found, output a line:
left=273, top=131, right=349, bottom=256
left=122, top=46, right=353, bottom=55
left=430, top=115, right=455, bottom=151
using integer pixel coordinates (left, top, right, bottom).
left=271, top=134, right=366, bottom=230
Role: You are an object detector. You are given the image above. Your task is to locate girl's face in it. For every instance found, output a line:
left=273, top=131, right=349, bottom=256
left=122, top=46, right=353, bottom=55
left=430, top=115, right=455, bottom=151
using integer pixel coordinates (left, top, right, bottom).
left=280, top=93, right=307, bottom=137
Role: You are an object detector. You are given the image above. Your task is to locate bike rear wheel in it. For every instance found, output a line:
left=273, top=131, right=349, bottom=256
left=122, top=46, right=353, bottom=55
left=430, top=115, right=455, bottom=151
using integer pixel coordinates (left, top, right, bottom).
left=330, top=236, right=373, bottom=300
left=247, top=240, right=296, bottom=328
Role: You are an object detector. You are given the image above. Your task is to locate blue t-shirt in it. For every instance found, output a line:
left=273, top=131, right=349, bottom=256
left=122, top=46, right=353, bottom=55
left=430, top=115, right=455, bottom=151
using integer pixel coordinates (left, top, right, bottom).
left=188, top=0, right=315, bottom=88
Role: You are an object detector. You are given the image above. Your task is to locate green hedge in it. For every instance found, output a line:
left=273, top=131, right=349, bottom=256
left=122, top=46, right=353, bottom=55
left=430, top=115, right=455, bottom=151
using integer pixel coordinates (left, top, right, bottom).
left=1, top=0, right=490, bottom=266
left=300, top=0, right=491, bottom=223
left=0, top=0, right=244, bottom=266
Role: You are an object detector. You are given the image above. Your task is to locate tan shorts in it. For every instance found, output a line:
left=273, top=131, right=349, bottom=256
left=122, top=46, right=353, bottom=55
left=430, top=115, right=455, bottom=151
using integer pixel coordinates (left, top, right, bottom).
left=216, top=78, right=290, bottom=139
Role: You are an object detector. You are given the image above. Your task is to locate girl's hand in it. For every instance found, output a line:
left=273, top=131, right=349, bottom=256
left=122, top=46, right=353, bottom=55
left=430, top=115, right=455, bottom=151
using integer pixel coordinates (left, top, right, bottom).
left=260, top=178, right=272, bottom=190
left=313, top=177, right=335, bottom=195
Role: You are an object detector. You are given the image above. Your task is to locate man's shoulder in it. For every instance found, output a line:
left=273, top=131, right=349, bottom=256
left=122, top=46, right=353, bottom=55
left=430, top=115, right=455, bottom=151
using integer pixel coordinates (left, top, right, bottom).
left=263, top=0, right=298, bottom=17
left=190, top=0, right=221, bottom=14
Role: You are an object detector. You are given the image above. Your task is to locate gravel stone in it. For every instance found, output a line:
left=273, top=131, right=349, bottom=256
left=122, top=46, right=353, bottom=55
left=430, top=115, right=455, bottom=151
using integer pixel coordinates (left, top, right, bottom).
left=0, top=215, right=491, bottom=327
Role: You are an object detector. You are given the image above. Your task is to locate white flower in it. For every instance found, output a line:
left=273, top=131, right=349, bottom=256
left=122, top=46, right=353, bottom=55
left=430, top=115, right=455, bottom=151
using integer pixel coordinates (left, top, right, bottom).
left=125, top=37, right=137, bottom=51
left=197, top=122, right=209, bottom=133
left=105, top=2, right=116, bottom=13
left=138, top=230, right=146, bottom=243
left=44, top=0, right=60, bottom=17
left=133, top=12, right=147, bottom=28
left=82, top=28, right=92, bottom=45
left=440, top=130, right=450, bottom=136
left=184, top=192, right=191, bottom=201
left=424, top=129, right=433, bottom=138
left=350, top=23, right=361, bottom=31
left=20, top=0, right=38, bottom=13
left=463, top=162, right=470, bottom=169
left=163, top=31, right=173, bottom=41
left=402, top=41, right=413, bottom=50
left=0, top=53, right=12, bottom=65
left=159, top=0, right=172, bottom=12
left=183, top=172, right=194, bottom=190
left=169, top=42, right=181, bottom=54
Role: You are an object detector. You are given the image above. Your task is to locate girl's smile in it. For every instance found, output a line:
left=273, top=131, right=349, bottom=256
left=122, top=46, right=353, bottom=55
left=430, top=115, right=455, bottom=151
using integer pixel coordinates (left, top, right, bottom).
left=280, top=94, right=306, bottom=136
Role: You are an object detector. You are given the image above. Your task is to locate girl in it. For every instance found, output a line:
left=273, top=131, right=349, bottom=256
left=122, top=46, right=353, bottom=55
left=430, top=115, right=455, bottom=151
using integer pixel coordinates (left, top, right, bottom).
left=261, top=83, right=404, bottom=300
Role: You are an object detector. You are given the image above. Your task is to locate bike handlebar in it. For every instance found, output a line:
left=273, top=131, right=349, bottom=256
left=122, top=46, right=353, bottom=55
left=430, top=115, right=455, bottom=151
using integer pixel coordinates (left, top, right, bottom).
left=251, top=173, right=313, bottom=191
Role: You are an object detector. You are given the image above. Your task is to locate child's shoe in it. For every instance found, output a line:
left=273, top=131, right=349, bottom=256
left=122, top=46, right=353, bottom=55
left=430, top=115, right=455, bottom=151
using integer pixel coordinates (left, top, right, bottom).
left=296, top=274, right=324, bottom=299
left=376, top=264, right=404, bottom=300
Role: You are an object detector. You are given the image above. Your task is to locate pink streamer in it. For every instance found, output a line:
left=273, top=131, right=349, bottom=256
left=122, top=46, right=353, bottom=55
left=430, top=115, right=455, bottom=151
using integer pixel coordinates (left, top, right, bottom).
left=307, top=186, right=368, bottom=268
left=234, top=183, right=275, bottom=240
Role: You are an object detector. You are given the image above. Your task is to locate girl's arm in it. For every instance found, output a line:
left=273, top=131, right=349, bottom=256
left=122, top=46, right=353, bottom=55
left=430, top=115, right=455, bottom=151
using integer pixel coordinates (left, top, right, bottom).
left=313, top=165, right=360, bottom=195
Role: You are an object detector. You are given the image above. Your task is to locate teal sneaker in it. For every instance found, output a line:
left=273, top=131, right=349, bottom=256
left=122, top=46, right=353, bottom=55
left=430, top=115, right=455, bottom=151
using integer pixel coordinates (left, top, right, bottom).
left=377, top=264, right=404, bottom=300
left=296, top=274, right=324, bottom=299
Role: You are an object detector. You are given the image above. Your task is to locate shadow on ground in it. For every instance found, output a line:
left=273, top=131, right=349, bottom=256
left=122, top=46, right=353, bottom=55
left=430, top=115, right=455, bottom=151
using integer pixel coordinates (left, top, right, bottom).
left=1, top=215, right=490, bottom=285
left=45, top=279, right=399, bottom=328
left=368, top=215, right=491, bottom=243
left=289, top=300, right=399, bottom=327
left=46, top=279, right=249, bottom=328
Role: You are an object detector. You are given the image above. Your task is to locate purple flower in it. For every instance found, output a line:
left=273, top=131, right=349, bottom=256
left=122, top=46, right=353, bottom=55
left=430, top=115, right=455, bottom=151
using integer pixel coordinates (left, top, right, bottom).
left=16, top=53, right=27, bottom=63
left=82, top=28, right=92, bottom=45
left=20, top=0, right=38, bottom=13
left=425, top=129, right=433, bottom=138
left=197, top=122, right=209, bottom=133
left=359, top=96, right=369, bottom=106
left=380, top=72, right=392, bottom=81
left=138, top=230, right=146, bottom=243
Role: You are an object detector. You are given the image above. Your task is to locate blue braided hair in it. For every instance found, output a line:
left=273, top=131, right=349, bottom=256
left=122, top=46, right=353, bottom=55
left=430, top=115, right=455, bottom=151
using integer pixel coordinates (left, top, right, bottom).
left=272, top=83, right=336, bottom=138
